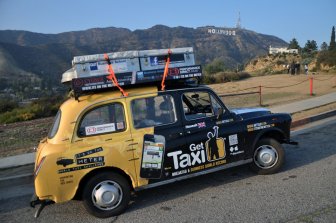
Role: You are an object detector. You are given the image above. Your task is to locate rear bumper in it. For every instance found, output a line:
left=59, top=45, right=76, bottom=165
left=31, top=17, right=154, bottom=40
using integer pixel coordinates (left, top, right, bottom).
left=30, top=191, right=55, bottom=218
left=30, top=192, right=41, bottom=208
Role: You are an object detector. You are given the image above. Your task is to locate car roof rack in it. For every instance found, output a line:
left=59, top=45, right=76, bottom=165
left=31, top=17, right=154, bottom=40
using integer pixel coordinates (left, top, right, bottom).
left=61, top=47, right=202, bottom=100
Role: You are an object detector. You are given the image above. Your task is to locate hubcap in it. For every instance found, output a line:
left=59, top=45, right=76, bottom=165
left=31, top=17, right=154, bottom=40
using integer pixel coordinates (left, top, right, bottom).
left=92, top=180, right=123, bottom=210
left=254, top=145, right=278, bottom=169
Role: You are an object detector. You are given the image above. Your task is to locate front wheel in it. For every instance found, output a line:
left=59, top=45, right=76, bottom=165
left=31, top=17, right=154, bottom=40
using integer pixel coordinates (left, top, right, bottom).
left=82, top=172, right=130, bottom=218
left=250, top=138, right=285, bottom=175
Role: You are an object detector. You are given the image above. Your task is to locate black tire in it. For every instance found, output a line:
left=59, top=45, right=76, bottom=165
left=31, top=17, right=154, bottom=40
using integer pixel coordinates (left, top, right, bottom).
left=250, top=138, right=285, bottom=175
left=82, top=172, right=130, bottom=218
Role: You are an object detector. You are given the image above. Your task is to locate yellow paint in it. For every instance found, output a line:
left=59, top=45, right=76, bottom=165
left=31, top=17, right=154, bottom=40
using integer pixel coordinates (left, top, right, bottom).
left=34, top=87, right=158, bottom=203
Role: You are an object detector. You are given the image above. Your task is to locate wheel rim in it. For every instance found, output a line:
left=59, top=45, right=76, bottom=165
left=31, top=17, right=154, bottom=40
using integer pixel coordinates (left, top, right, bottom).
left=91, top=180, right=123, bottom=210
left=253, top=145, right=278, bottom=169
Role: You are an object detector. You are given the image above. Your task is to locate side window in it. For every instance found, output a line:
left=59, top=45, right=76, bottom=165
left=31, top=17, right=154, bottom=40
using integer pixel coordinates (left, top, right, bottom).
left=131, top=95, right=176, bottom=128
left=182, top=91, right=223, bottom=120
left=210, top=94, right=225, bottom=116
left=48, top=110, right=61, bottom=139
left=78, top=103, right=126, bottom=137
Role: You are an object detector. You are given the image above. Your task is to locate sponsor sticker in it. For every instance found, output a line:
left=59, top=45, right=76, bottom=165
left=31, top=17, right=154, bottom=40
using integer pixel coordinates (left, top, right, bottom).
left=197, top=122, right=206, bottom=128
left=116, top=122, right=124, bottom=130
left=229, top=134, right=238, bottom=146
left=185, top=124, right=197, bottom=129
left=89, top=62, right=98, bottom=71
left=76, top=156, right=104, bottom=165
left=60, top=175, right=74, bottom=185
left=247, top=122, right=274, bottom=132
left=58, top=163, right=105, bottom=174
left=185, top=122, right=206, bottom=129
left=150, top=56, right=159, bottom=66
left=75, top=147, right=103, bottom=159
left=229, top=145, right=244, bottom=156
left=216, top=118, right=234, bottom=125
left=85, top=123, right=116, bottom=135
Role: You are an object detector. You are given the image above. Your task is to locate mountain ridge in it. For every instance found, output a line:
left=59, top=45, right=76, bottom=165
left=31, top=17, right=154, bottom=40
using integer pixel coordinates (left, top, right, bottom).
left=0, top=25, right=288, bottom=96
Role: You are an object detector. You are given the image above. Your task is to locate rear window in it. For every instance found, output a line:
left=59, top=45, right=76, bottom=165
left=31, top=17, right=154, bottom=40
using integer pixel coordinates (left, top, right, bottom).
left=48, top=110, right=61, bottom=139
left=78, top=103, right=126, bottom=137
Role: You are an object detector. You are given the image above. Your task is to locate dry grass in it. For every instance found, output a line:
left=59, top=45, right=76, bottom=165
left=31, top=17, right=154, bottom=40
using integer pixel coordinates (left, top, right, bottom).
left=0, top=117, right=53, bottom=157
left=210, top=73, right=336, bottom=108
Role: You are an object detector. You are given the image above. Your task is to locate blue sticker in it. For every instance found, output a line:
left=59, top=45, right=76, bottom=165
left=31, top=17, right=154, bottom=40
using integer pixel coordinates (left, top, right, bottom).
left=137, top=71, right=144, bottom=80
left=90, top=62, right=98, bottom=71
left=150, top=56, right=159, bottom=66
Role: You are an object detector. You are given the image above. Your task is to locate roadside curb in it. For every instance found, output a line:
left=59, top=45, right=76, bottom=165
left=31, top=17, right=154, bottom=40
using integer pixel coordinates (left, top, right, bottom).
left=0, top=152, right=35, bottom=170
left=291, top=109, right=336, bottom=129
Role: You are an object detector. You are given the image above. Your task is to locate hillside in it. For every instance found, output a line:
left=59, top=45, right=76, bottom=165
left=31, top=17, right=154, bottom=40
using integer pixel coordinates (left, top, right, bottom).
left=0, top=25, right=288, bottom=98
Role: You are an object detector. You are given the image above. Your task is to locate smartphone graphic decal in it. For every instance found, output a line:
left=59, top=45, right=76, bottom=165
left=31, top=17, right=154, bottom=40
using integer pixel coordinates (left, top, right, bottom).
left=140, top=134, right=165, bottom=179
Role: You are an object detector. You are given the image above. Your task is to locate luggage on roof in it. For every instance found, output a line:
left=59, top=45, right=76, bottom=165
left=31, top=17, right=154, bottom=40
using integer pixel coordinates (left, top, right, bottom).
left=61, top=47, right=202, bottom=98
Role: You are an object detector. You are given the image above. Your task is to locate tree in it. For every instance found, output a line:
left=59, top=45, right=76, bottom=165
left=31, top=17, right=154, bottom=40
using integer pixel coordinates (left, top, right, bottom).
left=204, top=59, right=226, bottom=74
left=329, top=26, right=335, bottom=51
left=302, top=40, right=318, bottom=54
left=320, top=42, right=328, bottom=51
left=288, top=38, right=301, bottom=50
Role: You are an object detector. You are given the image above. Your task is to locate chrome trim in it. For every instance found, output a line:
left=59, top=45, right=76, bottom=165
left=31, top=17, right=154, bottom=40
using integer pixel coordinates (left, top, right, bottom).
left=231, top=107, right=270, bottom=115
left=135, top=159, right=253, bottom=191
left=92, top=180, right=123, bottom=210
left=253, top=145, right=278, bottom=169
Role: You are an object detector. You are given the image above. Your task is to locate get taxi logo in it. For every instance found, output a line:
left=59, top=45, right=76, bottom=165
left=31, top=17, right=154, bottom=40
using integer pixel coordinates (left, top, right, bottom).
left=205, top=126, right=226, bottom=161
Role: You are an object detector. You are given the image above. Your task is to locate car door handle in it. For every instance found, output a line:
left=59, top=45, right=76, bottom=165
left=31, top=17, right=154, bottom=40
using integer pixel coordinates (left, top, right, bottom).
left=169, top=132, right=183, bottom=138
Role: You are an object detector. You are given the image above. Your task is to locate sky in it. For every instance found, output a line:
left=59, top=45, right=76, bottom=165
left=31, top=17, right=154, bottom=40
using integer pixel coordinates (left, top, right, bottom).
left=0, top=0, right=335, bottom=47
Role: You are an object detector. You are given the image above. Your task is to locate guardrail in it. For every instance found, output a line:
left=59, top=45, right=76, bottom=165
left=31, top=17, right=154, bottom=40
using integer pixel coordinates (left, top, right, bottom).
left=217, top=75, right=336, bottom=107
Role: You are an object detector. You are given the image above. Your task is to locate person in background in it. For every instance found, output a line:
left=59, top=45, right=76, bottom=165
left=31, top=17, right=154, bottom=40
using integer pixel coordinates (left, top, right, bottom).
left=295, top=62, right=300, bottom=75
left=304, top=64, right=308, bottom=75
left=290, top=61, right=295, bottom=75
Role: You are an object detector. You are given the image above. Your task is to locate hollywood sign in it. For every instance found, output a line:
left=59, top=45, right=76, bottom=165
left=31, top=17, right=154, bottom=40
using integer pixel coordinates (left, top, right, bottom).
left=208, top=28, right=236, bottom=36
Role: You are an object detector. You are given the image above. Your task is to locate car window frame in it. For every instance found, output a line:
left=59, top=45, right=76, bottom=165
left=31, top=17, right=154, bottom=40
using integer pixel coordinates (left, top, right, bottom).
left=48, top=109, right=62, bottom=139
left=181, top=90, right=226, bottom=121
left=77, top=102, right=127, bottom=138
left=130, top=94, right=178, bottom=129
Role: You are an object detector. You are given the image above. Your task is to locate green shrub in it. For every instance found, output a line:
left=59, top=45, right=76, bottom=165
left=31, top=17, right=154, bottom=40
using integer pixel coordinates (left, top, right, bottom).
left=202, top=72, right=251, bottom=84
left=202, top=74, right=216, bottom=84
left=0, top=95, right=65, bottom=124
left=0, top=99, right=19, bottom=113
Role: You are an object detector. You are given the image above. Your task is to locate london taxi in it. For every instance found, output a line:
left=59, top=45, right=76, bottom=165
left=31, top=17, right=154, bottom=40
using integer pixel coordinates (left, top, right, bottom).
left=31, top=84, right=295, bottom=218
left=30, top=48, right=296, bottom=218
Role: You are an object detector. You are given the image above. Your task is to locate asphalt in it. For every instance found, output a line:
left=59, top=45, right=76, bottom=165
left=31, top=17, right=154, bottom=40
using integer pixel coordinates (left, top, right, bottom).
left=0, top=92, right=335, bottom=178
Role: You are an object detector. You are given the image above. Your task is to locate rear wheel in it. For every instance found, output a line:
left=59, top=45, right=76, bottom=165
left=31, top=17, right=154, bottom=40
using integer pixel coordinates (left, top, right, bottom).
left=250, top=138, right=285, bottom=175
left=82, top=172, right=130, bottom=218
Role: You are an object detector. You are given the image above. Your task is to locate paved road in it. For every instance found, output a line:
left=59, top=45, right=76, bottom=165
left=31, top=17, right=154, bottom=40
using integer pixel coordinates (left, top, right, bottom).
left=1, top=120, right=336, bottom=223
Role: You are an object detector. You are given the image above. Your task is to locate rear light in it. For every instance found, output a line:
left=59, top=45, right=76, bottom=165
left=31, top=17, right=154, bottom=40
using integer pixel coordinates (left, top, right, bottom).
left=34, top=156, right=46, bottom=178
